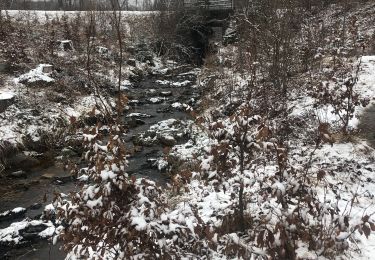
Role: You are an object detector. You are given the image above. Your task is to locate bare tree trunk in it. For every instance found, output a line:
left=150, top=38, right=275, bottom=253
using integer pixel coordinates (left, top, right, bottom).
left=109, top=0, right=125, bottom=120
left=58, top=0, right=63, bottom=10
left=237, top=123, right=248, bottom=232
left=238, top=145, right=245, bottom=232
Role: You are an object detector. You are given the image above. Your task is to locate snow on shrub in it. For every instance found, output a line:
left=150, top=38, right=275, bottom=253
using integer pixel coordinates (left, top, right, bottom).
left=192, top=103, right=375, bottom=259
left=54, top=122, right=208, bottom=258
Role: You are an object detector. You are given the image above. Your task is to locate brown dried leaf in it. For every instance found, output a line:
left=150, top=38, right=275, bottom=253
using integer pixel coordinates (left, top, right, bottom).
left=363, top=224, right=371, bottom=239
left=370, top=222, right=375, bottom=232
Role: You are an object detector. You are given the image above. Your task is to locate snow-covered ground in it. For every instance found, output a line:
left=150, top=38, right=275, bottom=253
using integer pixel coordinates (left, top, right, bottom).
left=290, top=56, right=375, bottom=129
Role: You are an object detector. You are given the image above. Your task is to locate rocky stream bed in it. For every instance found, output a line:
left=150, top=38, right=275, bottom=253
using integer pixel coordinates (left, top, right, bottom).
left=0, top=67, right=201, bottom=259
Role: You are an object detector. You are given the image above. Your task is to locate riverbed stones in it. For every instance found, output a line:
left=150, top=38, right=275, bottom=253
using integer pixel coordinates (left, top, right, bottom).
left=128, top=118, right=146, bottom=128
left=129, top=99, right=141, bottom=106
left=126, top=113, right=153, bottom=119
left=9, top=170, right=27, bottom=179
left=19, top=223, right=50, bottom=241
left=157, top=107, right=172, bottom=113
left=129, top=67, right=144, bottom=81
left=133, top=134, right=154, bottom=147
left=0, top=207, right=26, bottom=222
left=148, top=97, right=164, bottom=104
left=160, top=91, right=172, bottom=97
left=133, top=119, right=191, bottom=147
left=147, top=89, right=158, bottom=96
left=159, top=135, right=177, bottom=147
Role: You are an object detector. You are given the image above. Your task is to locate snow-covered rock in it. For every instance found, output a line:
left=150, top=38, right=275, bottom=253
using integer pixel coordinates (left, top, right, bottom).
left=15, top=64, right=54, bottom=84
left=0, top=207, right=26, bottom=222
left=148, top=97, right=165, bottom=104
left=159, top=134, right=176, bottom=146
left=126, top=112, right=153, bottom=119
left=172, top=80, right=191, bottom=87
left=133, top=119, right=191, bottom=146
left=0, top=219, right=55, bottom=246
left=160, top=91, right=172, bottom=97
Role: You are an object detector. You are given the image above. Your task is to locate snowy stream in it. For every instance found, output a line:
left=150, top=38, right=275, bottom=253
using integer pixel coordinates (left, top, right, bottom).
left=0, top=68, right=199, bottom=259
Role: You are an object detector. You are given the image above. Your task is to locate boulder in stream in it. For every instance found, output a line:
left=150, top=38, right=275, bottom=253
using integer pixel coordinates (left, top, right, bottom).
left=0, top=219, right=55, bottom=250
left=0, top=207, right=26, bottom=222
left=160, top=91, right=172, bottom=97
left=133, top=119, right=191, bottom=147
left=159, top=135, right=177, bottom=147
left=126, top=113, right=153, bottom=119
left=148, top=97, right=165, bottom=104
left=128, top=118, right=146, bottom=129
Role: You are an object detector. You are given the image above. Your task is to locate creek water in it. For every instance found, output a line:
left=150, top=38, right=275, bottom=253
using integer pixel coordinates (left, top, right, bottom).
left=0, top=68, right=199, bottom=259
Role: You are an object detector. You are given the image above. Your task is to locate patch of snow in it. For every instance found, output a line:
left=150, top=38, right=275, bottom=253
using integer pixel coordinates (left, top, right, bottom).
left=126, top=113, right=153, bottom=118
left=149, top=97, right=164, bottom=104
left=0, top=207, right=26, bottom=217
left=172, top=80, right=191, bottom=87
left=15, top=64, right=54, bottom=84
left=0, top=91, right=14, bottom=100
left=156, top=80, right=170, bottom=85
left=0, top=219, right=55, bottom=245
left=131, top=216, right=147, bottom=231
left=171, top=102, right=192, bottom=111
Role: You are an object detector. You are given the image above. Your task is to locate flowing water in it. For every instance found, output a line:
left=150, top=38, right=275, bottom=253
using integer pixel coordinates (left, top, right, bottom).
left=0, top=68, right=199, bottom=259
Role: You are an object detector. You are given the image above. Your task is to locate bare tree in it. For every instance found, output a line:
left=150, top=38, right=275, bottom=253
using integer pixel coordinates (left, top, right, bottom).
left=109, top=0, right=127, bottom=119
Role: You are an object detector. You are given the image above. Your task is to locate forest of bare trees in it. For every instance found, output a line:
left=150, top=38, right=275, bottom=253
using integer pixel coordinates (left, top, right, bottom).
left=1, top=0, right=150, bottom=11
